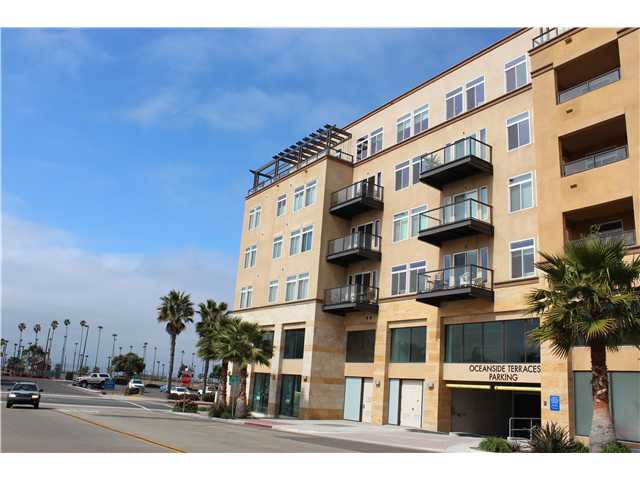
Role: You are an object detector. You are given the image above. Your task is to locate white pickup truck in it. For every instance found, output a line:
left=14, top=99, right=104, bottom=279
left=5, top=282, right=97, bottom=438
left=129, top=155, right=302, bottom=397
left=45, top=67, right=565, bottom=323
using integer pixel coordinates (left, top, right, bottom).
left=76, top=372, right=111, bottom=388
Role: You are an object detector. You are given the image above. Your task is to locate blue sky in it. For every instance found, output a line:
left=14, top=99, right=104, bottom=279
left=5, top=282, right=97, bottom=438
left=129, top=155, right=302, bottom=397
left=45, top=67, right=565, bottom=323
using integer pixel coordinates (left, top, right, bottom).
left=2, top=28, right=514, bottom=369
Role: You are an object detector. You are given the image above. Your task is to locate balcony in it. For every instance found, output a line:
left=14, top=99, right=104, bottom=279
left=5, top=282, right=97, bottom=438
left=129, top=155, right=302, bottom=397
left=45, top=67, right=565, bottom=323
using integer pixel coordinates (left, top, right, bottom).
left=323, top=284, right=379, bottom=315
left=418, top=137, right=493, bottom=190
left=416, top=198, right=493, bottom=247
left=562, top=145, right=628, bottom=177
left=532, top=27, right=571, bottom=48
left=572, top=229, right=636, bottom=247
left=329, top=180, right=384, bottom=219
left=558, top=68, right=620, bottom=103
left=416, top=266, right=494, bottom=307
left=326, top=232, right=381, bottom=266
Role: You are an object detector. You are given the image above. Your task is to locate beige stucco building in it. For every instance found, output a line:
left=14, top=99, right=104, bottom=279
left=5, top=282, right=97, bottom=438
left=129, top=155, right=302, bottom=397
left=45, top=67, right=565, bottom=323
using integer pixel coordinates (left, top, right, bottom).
left=233, top=27, right=640, bottom=443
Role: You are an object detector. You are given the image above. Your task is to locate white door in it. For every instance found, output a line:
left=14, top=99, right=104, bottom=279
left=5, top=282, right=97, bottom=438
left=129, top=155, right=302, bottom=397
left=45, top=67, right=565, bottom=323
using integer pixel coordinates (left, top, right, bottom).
left=343, top=377, right=363, bottom=421
left=400, top=380, right=423, bottom=428
left=361, top=378, right=374, bottom=423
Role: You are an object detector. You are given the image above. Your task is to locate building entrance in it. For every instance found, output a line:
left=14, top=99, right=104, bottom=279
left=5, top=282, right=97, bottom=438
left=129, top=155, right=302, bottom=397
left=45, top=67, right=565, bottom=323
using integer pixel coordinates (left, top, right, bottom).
left=450, top=387, right=541, bottom=437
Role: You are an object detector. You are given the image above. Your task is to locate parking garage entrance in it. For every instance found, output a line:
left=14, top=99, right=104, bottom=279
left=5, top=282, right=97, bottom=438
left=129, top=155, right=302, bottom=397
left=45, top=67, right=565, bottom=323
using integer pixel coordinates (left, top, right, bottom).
left=450, top=385, right=541, bottom=438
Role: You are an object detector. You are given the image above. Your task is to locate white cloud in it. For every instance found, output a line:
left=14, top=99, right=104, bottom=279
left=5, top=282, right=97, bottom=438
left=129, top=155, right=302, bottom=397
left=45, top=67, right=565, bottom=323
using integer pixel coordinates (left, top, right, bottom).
left=1, top=215, right=236, bottom=371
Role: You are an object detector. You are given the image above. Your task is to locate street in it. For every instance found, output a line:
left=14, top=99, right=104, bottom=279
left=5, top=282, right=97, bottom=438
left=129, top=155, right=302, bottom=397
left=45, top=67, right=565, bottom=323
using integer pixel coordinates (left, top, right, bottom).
left=1, top=377, right=424, bottom=453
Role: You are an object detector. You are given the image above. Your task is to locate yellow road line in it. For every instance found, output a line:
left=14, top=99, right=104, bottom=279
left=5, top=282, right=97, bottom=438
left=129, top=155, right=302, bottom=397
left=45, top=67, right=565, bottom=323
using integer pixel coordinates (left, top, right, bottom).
left=56, top=410, right=186, bottom=453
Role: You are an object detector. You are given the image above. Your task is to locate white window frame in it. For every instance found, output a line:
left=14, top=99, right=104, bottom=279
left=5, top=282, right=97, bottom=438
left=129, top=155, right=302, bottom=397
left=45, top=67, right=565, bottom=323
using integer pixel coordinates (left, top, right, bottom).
left=445, top=86, right=464, bottom=119
left=276, top=194, right=287, bottom=217
left=413, top=105, right=429, bottom=135
left=285, top=273, right=309, bottom=301
left=411, top=156, right=422, bottom=185
left=289, top=228, right=302, bottom=256
left=391, top=264, right=408, bottom=296
left=370, top=128, right=383, bottom=155
left=508, top=171, right=536, bottom=213
left=248, top=206, right=261, bottom=231
left=506, top=111, right=532, bottom=151
left=394, top=161, right=410, bottom=191
left=393, top=210, right=409, bottom=243
left=509, top=238, right=537, bottom=279
left=301, top=224, right=313, bottom=253
left=272, top=235, right=283, bottom=259
left=396, top=114, right=411, bottom=143
left=293, top=186, right=304, bottom=212
left=356, top=135, right=369, bottom=161
left=268, top=280, right=279, bottom=303
left=410, top=205, right=427, bottom=237
left=408, top=260, right=427, bottom=294
left=240, top=286, right=253, bottom=309
left=465, top=76, right=485, bottom=110
left=504, top=55, right=529, bottom=93
left=244, top=245, right=257, bottom=269
left=304, top=180, right=317, bottom=207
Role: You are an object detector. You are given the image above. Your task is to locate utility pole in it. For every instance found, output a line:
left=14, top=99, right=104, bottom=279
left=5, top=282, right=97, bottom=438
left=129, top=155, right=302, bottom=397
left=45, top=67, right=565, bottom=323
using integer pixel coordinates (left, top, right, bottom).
left=94, top=326, right=103, bottom=371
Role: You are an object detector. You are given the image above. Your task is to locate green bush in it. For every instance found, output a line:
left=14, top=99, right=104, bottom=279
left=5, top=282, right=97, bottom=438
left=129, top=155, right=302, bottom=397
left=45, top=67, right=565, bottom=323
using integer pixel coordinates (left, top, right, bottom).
left=572, top=441, right=590, bottom=453
left=602, top=442, right=631, bottom=453
left=173, top=399, right=198, bottom=413
left=529, top=422, right=578, bottom=453
left=201, top=393, right=216, bottom=402
left=479, top=437, right=516, bottom=453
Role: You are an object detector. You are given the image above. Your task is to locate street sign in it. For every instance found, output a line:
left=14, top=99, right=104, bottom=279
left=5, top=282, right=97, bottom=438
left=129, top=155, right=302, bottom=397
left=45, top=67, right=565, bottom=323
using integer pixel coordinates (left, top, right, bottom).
left=550, top=395, right=560, bottom=411
left=104, top=379, right=115, bottom=390
left=229, top=375, right=239, bottom=385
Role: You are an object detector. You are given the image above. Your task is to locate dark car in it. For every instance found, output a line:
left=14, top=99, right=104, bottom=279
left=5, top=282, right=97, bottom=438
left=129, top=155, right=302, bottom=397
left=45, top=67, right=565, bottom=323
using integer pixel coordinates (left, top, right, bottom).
left=6, top=382, right=43, bottom=408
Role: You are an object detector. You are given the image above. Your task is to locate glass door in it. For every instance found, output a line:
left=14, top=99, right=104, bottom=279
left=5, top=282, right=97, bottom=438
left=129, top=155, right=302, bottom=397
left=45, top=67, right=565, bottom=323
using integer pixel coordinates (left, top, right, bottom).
left=279, top=374, right=302, bottom=417
left=250, top=373, right=270, bottom=414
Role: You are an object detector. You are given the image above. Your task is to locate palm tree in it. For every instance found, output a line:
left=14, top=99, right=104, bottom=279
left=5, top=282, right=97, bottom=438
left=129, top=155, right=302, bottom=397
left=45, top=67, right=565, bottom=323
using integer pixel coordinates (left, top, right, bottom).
left=157, top=290, right=194, bottom=395
left=94, top=325, right=103, bottom=371
left=78, top=320, right=89, bottom=372
left=33, top=324, right=42, bottom=346
left=196, top=300, right=229, bottom=401
left=215, top=317, right=273, bottom=418
left=528, top=235, right=640, bottom=452
left=17, top=322, right=27, bottom=357
left=48, top=320, right=59, bottom=368
left=60, top=319, right=71, bottom=371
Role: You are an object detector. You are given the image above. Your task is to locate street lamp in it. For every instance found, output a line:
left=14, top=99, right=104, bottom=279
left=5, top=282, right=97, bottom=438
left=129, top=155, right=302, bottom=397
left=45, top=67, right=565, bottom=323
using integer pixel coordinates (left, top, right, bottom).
left=72, top=342, right=79, bottom=371
left=151, top=346, right=157, bottom=377
left=142, top=342, right=148, bottom=375
left=94, top=326, right=103, bottom=371
left=110, top=334, right=117, bottom=373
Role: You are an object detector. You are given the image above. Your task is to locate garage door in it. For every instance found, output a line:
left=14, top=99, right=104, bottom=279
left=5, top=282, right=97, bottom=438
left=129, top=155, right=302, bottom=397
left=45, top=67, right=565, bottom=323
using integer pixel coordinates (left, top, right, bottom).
left=400, top=380, right=423, bottom=428
left=361, top=378, right=373, bottom=423
left=343, top=377, right=363, bottom=421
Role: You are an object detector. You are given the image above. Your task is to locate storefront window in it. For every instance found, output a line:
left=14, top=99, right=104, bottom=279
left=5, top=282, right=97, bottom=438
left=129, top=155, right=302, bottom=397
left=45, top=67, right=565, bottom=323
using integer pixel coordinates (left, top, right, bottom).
left=483, top=322, right=504, bottom=363
left=346, top=330, right=375, bottom=363
left=445, top=324, right=463, bottom=362
left=283, top=329, right=305, bottom=359
left=390, top=326, right=426, bottom=363
left=463, top=323, right=483, bottom=362
left=250, top=373, right=270, bottom=414
left=505, top=320, right=525, bottom=363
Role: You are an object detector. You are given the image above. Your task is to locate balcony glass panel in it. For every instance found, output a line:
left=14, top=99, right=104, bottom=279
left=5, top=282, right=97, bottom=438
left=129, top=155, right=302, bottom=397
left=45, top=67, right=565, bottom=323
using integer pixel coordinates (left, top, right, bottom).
left=558, top=68, right=621, bottom=103
left=327, top=232, right=381, bottom=256
left=330, top=180, right=384, bottom=208
left=324, top=284, right=379, bottom=306
left=419, top=137, right=491, bottom=174
left=417, top=265, right=493, bottom=293
left=562, top=145, right=628, bottom=177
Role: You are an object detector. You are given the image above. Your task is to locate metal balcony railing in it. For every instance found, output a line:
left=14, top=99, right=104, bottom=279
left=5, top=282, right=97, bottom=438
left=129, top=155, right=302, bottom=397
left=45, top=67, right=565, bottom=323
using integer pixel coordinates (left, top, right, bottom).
left=418, top=198, right=492, bottom=230
left=419, top=137, right=492, bottom=175
left=324, top=284, right=379, bottom=306
left=558, top=68, right=621, bottom=103
left=532, top=27, right=571, bottom=48
left=417, top=265, right=494, bottom=294
left=327, top=232, right=381, bottom=256
left=562, top=145, right=628, bottom=177
left=330, top=180, right=384, bottom=208
left=572, top=229, right=636, bottom=246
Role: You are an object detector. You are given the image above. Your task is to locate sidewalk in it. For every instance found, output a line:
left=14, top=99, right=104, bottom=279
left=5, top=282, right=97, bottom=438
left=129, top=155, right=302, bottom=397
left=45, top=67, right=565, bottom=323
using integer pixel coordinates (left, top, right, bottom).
left=240, top=418, right=482, bottom=452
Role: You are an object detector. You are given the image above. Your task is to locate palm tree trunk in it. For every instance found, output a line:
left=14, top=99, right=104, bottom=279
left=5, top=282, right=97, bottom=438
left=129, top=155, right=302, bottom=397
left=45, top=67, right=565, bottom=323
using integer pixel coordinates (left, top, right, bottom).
left=217, top=361, right=228, bottom=409
left=589, top=341, right=616, bottom=451
left=202, top=359, right=209, bottom=399
left=235, top=365, right=248, bottom=418
left=167, top=334, right=176, bottom=395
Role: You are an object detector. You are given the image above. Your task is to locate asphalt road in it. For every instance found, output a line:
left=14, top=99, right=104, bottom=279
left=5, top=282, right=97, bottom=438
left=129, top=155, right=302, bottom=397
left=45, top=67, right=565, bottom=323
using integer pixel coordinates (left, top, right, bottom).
left=1, top=377, right=422, bottom=453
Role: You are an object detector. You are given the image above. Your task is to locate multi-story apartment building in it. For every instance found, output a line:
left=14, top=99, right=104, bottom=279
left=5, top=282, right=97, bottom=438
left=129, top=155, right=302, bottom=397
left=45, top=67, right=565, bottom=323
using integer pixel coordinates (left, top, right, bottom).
left=233, top=27, right=640, bottom=443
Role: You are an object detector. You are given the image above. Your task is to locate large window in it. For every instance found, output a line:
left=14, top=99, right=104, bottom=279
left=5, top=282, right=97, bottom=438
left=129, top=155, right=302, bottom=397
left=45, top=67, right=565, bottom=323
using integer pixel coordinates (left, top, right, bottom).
left=394, top=161, right=410, bottom=191
left=505, top=55, right=528, bottom=92
left=276, top=194, right=287, bottom=217
left=408, top=261, right=426, bottom=293
left=304, top=180, right=316, bottom=207
left=268, top=280, right=278, bottom=303
left=285, top=273, right=309, bottom=301
left=248, top=206, right=261, bottom=230
left=393, top=211, right=409, bottom=242
left=346, top=330, right=375, bottom=363
left=356, top=135, right=369, bottom=161
left=391, top=264, right=407, bottom=296
left=293, top=186, right=304, bottom=212
left=390, top=326, right=426, bottom=363
left=301, top=225, right=313, bottom=252
left=410, top=205, right=427, bottom=237
left=396, top=114, right=411, bottom=143
left=283, top=329, right=305, bottom=359
left=414, top=105, right=429, bottom=135
left=510, top=238, right=536, bottom=279
left=445, top=319, right=540, bottom=363
left=466, top=76, right=485, bottom=110
left=411, top=157, right=422, bottom=185
left=507, top=112, right=531, bottom=150
left=272, top=235, right=283, bottom=259
left=239, top=286, right=253, bottom=309
left=446, top=87, right=464, bottom=119
left=509, top=172, right=534, bottom=212
left=244, top=245, right=257, bottom=268
left=370, top=128, right=383, bottom=155
left=289, top=229, right=302, bottom=255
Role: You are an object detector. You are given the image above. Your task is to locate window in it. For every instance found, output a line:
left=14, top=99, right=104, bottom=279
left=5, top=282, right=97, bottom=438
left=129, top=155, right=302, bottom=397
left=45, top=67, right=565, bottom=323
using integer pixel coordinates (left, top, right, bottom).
left=446, top=87, right=464, bottom=119
left=289, top=229, right=302, bottom=255
left=283, top=329, right=305, bottom=359
left=394, top=161, right=410, bottom=191
left=263, top=330, right=274, bottom=348
left=276, top=194, right=287, bottom=217
left=304, top=180, right=316, bottom=207
left=391, top=264, right=407, bottom=296
left=301, top=225, right=313, bottom=252
left=370, top=128, right=383, bottom=155
left=272, top=235, right=283, bottom=259
left=408, top=261, right=426, bottom=293
left=268, top=280, right=278, bottom=303
left=285, top=273, right=309, bottom=301
left=509, top=172, right=534, bottom=212
left=466, top=76, right=485, bottom=110
left=414, top=105, right=429, bottom=135
left=411, top=157, right=422, bottom=185
left=248, top=207, right=261, bottom=230
left=410, top=205, right=427, bottom=237
left=390, top=326, right=426, bottom=363
left=356, top=135, right=369, bottom=161
left=510, top=238, right=536, bottom=279
left=239, top=286, right=253, bottom=309
left=445, top=319, right=540, bottom=363
left=396, top=114, right=411, bottom=143
left=243, top=245, right=257, bottom=268
left=505, top=55, right=528, bottom=92
left=393, top=211, right=409, bottom=242
left=346, top=330, right=375, bottom=363
left=507, top=112, right=531, bottom=150
left=293, top=186, right=304, bottom=212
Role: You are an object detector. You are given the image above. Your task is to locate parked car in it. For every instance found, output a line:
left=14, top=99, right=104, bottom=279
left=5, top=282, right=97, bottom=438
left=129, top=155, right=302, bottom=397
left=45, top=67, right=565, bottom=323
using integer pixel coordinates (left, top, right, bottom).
left=6, top=382, right=43, bottom=409
left=170, top=386, right=189, bottom=396
left=159, top=384, right=169, bottom=393
left=76, top=372, right=111, bottom=388
left=197, top=386, right=216, bottom=396
left=127, top=378, right=145, bottom=394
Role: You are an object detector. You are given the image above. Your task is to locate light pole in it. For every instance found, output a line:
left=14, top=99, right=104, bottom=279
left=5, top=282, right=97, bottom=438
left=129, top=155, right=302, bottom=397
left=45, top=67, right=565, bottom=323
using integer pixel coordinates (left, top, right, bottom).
left=151, top=346, right=157, bottom=377
left=142, top=342, right=148, bottom=374
left=110, top=334, right=117, bottom=373
left=60, top=319, right=70, bottom=372
left=161, top=363, right=165, bottom=379
left=156, top=360, right=160, bottom=380
left=94, top=326, right=103, bottom=371
left=72, top=342, right=79, bottom=371
left=79, top=322, right=90, bottom=373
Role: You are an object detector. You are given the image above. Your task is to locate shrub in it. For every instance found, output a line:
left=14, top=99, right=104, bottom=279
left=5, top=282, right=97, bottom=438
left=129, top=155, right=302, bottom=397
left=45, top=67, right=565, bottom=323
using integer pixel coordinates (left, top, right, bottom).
left=572, top=441, right=590, bottom=453
left=479, top=437, right=516, bottom=453
left=201, top=393, right=216, bottom=402
left=529, top=422, right=578, bottom=453
left=602, top=442, right=631, bottom=453
left=168, top=393, right=199, bottom=401
left=208, top=404, right=233, bottom=418
left=173, top=399, right=199, bottom=413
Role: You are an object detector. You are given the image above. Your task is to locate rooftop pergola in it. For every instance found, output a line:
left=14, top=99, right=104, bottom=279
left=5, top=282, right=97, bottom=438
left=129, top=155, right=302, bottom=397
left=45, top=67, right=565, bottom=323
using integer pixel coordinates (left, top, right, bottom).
left=249, top=124, right=352, bottom=195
